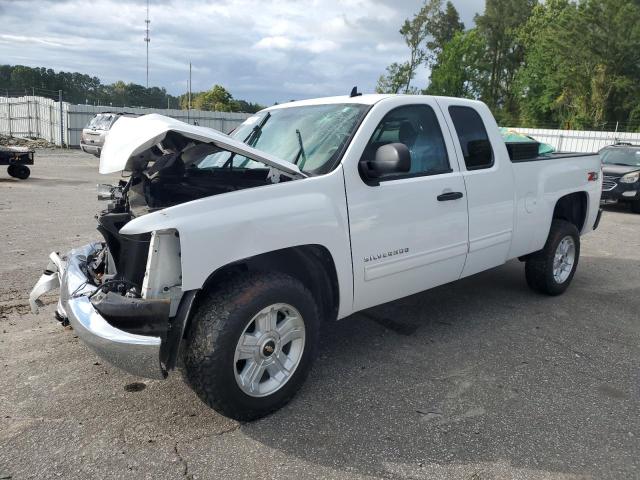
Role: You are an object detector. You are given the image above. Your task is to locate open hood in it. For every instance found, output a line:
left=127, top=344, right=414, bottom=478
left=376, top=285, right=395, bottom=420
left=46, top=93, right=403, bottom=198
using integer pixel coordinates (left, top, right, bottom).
left=99, top=114, right=307, bottom=179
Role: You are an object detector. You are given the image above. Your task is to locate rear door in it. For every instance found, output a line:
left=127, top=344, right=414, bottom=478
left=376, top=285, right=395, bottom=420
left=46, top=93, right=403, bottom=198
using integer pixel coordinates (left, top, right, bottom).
left=436, top=99, right=515, bottom=277
left=343, top=99, right=469, bottom=311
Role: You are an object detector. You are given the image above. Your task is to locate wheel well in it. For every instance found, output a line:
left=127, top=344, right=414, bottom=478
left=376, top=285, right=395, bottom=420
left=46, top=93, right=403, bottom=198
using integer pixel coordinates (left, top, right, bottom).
left=199, top=245, right=340, bottom=323
left=553, top=192, right=588, bottom=233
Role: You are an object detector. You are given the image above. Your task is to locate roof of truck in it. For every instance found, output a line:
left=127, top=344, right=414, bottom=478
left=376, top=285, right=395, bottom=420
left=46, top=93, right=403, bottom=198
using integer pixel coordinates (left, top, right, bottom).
left=264, top=93, right=484, bottom=111
left=264, top=94, right=394, bottom=110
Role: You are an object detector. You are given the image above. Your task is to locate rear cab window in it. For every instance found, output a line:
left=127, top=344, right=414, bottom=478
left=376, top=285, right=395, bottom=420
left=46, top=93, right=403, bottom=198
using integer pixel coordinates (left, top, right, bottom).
left=448, top=106, right=494, bottom=170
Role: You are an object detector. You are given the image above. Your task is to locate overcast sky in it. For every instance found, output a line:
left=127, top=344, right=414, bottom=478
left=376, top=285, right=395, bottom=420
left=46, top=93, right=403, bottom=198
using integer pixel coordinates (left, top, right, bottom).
left=0, top=0, right=483, bottom=104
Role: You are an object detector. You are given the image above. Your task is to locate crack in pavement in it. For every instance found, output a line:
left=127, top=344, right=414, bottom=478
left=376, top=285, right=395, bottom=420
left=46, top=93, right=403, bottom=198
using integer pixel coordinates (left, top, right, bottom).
left=174, top=442, right=189, bottom=478
left=172, top=424, right=241, bottom=478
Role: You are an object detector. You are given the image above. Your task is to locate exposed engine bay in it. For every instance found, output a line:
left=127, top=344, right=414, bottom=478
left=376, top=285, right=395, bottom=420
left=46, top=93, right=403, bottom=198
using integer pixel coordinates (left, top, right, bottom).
left=88, top=132, right=294, bottom=300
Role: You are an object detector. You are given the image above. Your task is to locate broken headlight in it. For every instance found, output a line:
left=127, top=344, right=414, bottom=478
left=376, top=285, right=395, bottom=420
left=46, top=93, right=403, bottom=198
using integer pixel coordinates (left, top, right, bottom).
left=97, top=183, right=124, bottom=201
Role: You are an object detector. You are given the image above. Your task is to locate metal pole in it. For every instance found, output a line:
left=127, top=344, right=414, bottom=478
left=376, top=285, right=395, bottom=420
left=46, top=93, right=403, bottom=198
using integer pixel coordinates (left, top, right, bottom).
left=59, top=90, right=64, bottom=147
left=27, top=99, right=32, bottom=137
left=145, top=0, right=150, bottom=88
left=188, top=62, right=192, bottom=123
left=49, top=105, right=53, bottom=142
left=35, top=97, right=40, bottom=138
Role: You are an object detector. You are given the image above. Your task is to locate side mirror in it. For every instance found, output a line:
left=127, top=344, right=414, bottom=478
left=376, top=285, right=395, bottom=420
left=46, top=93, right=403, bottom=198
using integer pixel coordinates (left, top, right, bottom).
left=362, top=143, right=411, bottom=179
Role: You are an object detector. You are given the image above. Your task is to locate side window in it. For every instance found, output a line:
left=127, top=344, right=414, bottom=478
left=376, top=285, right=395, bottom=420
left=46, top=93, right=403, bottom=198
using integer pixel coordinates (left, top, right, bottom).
left=363, top=105, right=451, bottom=179
left=448, top=106, right=494, bottom=170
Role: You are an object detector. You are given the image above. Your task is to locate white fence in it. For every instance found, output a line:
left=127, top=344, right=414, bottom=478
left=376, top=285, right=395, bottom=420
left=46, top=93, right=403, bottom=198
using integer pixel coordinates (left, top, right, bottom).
left=0, top=96, right=251, bottom=147
left=0, top=96, right=67, bottom=145
left=506, top=127, right=640, bottom=153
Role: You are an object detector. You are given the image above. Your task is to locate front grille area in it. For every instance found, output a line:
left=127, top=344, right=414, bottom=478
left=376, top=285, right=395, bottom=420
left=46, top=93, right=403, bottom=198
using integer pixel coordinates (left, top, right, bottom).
left=602, top=176, right=619, bottom=191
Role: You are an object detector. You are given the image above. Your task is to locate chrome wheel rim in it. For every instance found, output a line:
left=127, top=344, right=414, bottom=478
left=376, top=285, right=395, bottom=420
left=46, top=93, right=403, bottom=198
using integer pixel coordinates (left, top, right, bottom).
left=553, top=236, right=575, bottom=284
left=233, top=303, right=306, bottom=397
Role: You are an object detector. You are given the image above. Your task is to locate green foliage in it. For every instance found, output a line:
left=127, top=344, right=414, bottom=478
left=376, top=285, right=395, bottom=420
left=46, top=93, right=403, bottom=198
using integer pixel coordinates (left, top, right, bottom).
left=426, top=29, right=485, bottom=98
left=375, top=62, right=415, bottom=94
left=376, top=0, right=456, bottom=94
left=0, top=65, right=264, bottom=113
left=180, top=84, right=265, bottom=113
left=427, top=1, right=465, bottom=55
left=474, top=0, right=535, bottom=121
left=381, top=0, right=640, bottom=129
left=517, top=0, right=640, bottom=128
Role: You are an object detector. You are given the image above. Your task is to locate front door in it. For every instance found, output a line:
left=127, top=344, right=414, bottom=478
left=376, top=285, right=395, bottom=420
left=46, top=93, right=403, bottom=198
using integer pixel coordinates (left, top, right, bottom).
left=343, top=100, right=469, bottom=311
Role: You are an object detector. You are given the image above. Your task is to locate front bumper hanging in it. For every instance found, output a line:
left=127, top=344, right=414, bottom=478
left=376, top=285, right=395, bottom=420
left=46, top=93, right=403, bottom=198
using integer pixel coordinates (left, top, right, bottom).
left=29, top=243, right=166, bottom=379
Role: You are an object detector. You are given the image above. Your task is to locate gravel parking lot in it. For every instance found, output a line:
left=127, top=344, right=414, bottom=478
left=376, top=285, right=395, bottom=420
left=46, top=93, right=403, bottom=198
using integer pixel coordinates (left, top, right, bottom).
left=1, top=150, right=639, bottom=480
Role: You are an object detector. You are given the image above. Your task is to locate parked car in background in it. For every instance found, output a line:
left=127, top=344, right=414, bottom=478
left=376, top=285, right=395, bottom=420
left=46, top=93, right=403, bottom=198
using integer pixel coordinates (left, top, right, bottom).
left=600, top=143, right=640, bottom=213
left=80, top=112, right=139, bottom=157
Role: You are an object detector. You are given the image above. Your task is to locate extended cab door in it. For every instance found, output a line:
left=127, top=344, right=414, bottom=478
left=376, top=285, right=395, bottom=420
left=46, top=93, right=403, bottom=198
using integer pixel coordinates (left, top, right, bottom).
left=342, top=99, right=469, bottom=312
left=435, top=99, right=515, bottom=277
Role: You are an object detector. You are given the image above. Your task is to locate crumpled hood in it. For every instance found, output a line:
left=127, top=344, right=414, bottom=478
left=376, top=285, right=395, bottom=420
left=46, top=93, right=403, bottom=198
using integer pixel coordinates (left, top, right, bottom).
left=99, top=113, right=306, bottom=178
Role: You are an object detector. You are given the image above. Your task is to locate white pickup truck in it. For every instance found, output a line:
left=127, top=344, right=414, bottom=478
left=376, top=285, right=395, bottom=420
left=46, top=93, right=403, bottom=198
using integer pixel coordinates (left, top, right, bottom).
left=30, top=94, right=603, bottom=420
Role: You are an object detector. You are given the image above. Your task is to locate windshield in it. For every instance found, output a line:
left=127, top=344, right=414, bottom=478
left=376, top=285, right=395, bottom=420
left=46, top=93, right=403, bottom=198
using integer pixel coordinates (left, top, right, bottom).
left=193, top=103, right=368, bottom=174
left=87, top=114, right=115, bottom=130
left=600, top=147, right=640, bottom=166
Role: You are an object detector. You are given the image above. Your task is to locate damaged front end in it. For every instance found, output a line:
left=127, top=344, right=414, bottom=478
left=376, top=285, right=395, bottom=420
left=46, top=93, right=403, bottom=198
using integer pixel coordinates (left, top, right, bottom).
left=28, top=114, right=300, bottom=378
left=29, top=228, right=197, bottom=379
left=30, top=244, right=168, bottom=379
left=29, top=114, right=305, bottom=379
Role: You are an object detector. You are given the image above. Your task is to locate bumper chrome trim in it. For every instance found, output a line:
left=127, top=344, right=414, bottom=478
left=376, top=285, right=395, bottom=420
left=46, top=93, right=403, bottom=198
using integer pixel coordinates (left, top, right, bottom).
left=30, top=243, right=165, bottom=380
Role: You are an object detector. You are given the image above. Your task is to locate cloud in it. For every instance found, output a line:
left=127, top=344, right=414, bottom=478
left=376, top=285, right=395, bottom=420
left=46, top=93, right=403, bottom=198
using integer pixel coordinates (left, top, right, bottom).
left=0, top=0, right=483, bottom=104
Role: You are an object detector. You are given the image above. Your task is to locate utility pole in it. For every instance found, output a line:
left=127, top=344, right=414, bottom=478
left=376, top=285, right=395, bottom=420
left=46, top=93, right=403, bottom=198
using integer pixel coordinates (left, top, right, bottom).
left=145, top=0, right=150, bottom=88
left=188, top=62, right=192, bottom=123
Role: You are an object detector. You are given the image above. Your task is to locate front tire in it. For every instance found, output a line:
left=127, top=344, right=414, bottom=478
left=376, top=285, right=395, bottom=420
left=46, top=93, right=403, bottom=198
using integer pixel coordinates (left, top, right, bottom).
left=631, top=200, right=640, bottom=214
left=183, top=272, right=320, bottom=421
left=525, top=219, right=580, bottom=296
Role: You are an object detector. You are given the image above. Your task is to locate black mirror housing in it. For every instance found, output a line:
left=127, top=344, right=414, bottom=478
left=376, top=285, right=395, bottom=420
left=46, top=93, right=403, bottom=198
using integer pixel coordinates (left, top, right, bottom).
left=363, top=143, right=411, bottom=179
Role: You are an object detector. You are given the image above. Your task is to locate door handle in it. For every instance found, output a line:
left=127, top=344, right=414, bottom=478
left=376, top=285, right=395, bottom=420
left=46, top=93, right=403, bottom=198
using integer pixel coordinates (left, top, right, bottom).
left=437, top=191, right=464, bottom=201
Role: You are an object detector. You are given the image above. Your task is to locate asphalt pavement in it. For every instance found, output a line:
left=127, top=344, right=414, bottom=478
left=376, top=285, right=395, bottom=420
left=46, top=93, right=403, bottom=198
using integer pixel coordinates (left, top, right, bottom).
left=1, top=150, right=638, bottom=479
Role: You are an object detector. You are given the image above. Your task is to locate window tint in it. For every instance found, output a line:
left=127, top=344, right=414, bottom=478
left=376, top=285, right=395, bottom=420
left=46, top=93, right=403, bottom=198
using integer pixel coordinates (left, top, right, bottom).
left=363, top=105, right=450, bottom=178
left=448, top=106, right=494, bottom=170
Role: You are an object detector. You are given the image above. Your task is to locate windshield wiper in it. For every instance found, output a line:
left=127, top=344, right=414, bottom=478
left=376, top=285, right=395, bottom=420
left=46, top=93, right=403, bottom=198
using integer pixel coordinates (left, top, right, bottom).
left=223, top=113, right=271, bottom=169
left=294, top=129, right=307, bottom=170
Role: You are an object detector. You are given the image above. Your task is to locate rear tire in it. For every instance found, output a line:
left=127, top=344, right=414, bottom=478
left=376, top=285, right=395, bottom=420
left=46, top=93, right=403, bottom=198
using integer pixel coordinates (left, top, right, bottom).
left=525, top=219, right=580, bottom=296
left=183, top=272, right=320, bottom=421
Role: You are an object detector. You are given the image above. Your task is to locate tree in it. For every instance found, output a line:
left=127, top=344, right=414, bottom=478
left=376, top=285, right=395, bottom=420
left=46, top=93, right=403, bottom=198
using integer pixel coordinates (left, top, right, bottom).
left=377, top=0, right=449, bottom=94
left=516, top=0, right=640, bottom=128
left=377, top=0, right=465, bottom=95
left=427, top=1, right=465, bottom=57
left=0, top=65, right=264, bottom=112
left=376, top=62, right=415, bottom=94
left=426, top=29, right=485, bottom=98
left=473, top=0, right=536, bottom=122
